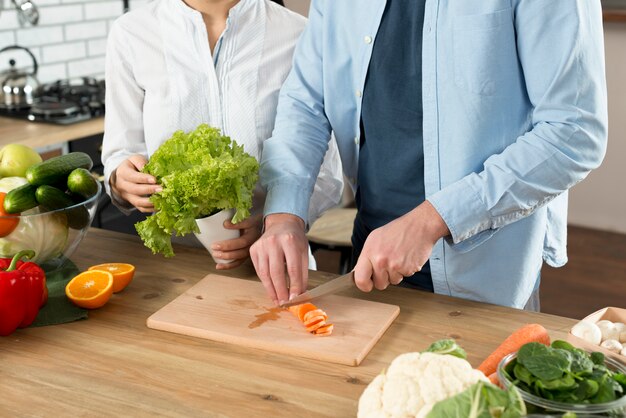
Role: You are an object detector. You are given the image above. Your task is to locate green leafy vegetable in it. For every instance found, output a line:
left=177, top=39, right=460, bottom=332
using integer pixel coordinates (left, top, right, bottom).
left=506, top=340, right=626, bottom=410
left=425, top=339, right=467, bottom=359
left=135, top=124, right=259, bottom=257
left=426, top=382, right=526, bottom=418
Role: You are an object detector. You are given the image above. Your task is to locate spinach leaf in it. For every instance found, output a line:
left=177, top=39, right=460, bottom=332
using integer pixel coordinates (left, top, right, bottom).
left=518, top=342, right=549, bottom=364
left=614, top=373, right=626, bottom=392
left=569, top=349, right=594, bottom=375
left=590, top=351, right=605, bottom=366
left=539, top=374, right=577, bottom=391
left=426, top=382, right=526, bottom=418
left=425, top=339, right=467, bottom=359
left=575, top=379, right=599, bottom=401
left=551, top=340, right=577, bottom=352
left=522, top=353, right=570, bottom=381
left=591, top=375, right=618, bottom=404
left=513, top=363, right=534, bottom=386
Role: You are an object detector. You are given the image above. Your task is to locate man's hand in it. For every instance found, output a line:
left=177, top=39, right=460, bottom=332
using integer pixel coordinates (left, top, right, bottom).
left=211, top=214, right=263, bottom=270
left=110, top=155, right=161, bottom=213
left=250, top=213, right=309, bottom=305
left=354, top=201, right=450, bottom=292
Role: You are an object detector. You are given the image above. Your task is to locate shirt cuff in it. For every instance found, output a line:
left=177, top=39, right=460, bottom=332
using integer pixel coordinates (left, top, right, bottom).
left=263, top=182, right=312, bottom=226
left=427, top=173, right=495, bottom=247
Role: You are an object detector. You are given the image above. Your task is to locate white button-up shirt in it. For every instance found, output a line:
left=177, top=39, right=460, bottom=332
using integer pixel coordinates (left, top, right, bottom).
left=102, top=0, right=343, bottom=224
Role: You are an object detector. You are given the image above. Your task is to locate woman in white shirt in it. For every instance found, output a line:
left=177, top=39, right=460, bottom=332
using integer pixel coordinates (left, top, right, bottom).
left=102, top=0, right=343, bottom=269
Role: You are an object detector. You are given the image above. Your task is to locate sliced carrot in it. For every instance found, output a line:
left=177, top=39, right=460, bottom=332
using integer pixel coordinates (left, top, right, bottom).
left=315, top=323, right=334, bottom=336
left=477, top=323, right=550, bottom=377
left=304, top=315, right=326, bottom=325
left=303, top=309, right=327, bottom=323
left=305, top=318, right=326, bottom=333
left=286, top=302, right=334, bottom=336
left=292, top=303, right=317, bottom=322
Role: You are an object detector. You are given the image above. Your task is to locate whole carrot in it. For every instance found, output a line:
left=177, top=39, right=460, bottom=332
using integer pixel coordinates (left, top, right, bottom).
left=477, top=323, right=550, bottom=377
left=488, top=372, right=500, bottom=386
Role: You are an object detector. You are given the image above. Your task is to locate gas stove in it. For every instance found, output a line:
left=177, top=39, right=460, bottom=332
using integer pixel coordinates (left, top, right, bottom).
left=0, top=77, right=105, bottom=125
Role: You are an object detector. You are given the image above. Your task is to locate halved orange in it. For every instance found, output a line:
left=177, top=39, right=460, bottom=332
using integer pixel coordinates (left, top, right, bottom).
left=87, top=263, right=135, bottom=293
left=65, top=270, right=113, bottom=309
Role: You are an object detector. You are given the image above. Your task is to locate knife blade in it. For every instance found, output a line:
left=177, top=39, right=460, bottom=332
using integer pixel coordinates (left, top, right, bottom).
left=280, top=271, right=355, bottom=308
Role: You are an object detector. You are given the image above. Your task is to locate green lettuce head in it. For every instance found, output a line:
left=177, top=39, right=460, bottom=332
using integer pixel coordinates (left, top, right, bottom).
left=135, top=124, right=259, bottom=257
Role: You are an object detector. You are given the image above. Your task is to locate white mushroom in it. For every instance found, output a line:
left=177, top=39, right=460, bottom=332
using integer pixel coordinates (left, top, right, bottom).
left=600, top=339, right=623, bottom=354
left=621, top=346, right=626, bottom=357
left=571, top=321, right=602, bottom=345
left=596, top=320, right=620, bottom=342
left=615, top=322, right=626, bottom=343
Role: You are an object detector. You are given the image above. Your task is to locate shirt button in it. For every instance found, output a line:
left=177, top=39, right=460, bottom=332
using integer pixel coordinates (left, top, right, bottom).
left=356, top=90, right=362, bottom=98
left=427, top=25, right=432, bottom=33
left=364, top=35, right=373, bottom=44
left=354, top=136, right=360, bottom=145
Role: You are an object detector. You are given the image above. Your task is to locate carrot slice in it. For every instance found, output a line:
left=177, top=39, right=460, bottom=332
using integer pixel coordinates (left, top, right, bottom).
left=303, top=309, right=327, bottom=323
left=305, top=318, right=326, bottom=333
left=293, top=303, right=318, bottom=322
left=315, top=323, right=334, bottom=336
left=477, top=323, right=550, bottom=377
left=286, top=302, right=334, bottom=336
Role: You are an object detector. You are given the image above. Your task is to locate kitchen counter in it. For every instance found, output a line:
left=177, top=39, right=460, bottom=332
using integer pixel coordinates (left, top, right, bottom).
left=0, top=116, right=104, bottom=149
left=0, top=228, right=577, bottom=417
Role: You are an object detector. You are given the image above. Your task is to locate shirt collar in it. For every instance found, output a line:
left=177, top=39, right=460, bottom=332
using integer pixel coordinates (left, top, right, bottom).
left=173, top=0, right=253, bottom=19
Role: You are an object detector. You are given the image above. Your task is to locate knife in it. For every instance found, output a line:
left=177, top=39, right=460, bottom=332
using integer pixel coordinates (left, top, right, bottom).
left=280, top=271, right=355, bottom=308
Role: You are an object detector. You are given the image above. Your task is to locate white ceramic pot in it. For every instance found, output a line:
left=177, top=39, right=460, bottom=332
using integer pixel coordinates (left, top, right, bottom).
left=194, top=209, right=239, bottom=264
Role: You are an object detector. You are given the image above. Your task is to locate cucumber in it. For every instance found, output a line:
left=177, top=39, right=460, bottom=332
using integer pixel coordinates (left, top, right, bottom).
left=26, top=152, right=93, bottom=187
left=67, top=168, right=98, bottom=200
left=4, top=183, right=38, bottom=214
left=35, top=185, right=90, bottom=230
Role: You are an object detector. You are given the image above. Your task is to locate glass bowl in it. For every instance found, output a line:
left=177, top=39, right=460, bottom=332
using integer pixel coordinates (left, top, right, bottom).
left=0, top=181, right=101, bottom=272
left=497, top=352, right=626, bottom=416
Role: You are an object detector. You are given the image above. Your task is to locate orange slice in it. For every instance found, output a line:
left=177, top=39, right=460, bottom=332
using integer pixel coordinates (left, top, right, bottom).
left=88, top=263, right=135, bottom=293
left=65, top=270, right=114, bottom=309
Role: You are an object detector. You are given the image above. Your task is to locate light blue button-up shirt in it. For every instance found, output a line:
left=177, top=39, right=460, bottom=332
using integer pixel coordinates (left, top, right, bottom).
left=261, top=0, right=608, bottom=308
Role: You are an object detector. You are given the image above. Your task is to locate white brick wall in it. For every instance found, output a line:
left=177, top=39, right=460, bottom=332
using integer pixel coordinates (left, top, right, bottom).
left=0, top=0, right=146, bottom=83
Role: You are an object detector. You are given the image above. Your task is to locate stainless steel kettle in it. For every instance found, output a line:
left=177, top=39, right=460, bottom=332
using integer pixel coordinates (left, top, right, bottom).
left=0, top=45, right=40, bottom=110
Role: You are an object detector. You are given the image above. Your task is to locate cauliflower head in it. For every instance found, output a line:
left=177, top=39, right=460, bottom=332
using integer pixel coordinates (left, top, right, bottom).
left=358, top=352, right=488, bottom=418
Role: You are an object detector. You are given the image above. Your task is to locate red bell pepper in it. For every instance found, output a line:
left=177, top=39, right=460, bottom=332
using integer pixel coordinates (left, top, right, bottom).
left=0, top=250, right=47, bottom=336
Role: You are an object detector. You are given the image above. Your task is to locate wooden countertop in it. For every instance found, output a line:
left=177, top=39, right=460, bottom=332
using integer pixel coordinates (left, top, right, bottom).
left=0, top=116, right=104, bottom=149
left=0, top=228, right=577, bottom=417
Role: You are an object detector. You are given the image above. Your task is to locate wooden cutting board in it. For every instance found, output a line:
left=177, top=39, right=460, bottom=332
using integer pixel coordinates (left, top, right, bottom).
left=147, top=274, right=400, bottom=366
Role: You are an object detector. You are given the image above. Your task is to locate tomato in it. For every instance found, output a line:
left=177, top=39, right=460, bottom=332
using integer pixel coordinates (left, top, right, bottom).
left=0, top=192, right=19, bottom=237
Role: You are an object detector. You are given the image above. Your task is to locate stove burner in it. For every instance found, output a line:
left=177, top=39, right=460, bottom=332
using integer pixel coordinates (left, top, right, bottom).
left=0, top=76, right=106, bottom=124
left=30, top=101, right=81, bottom=118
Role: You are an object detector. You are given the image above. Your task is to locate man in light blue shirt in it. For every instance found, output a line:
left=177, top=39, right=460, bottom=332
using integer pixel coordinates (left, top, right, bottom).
left=250, top=0, right=608, bottom=309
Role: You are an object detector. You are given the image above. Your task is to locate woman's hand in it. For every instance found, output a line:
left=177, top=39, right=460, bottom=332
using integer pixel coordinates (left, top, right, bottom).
left=110, top=155, right=162, bottom=213
left=211, top=214, right=263, bottom=270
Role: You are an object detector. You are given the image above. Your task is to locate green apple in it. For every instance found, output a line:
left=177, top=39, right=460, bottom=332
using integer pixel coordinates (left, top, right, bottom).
left=0, top=144, right=42, bottom=178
